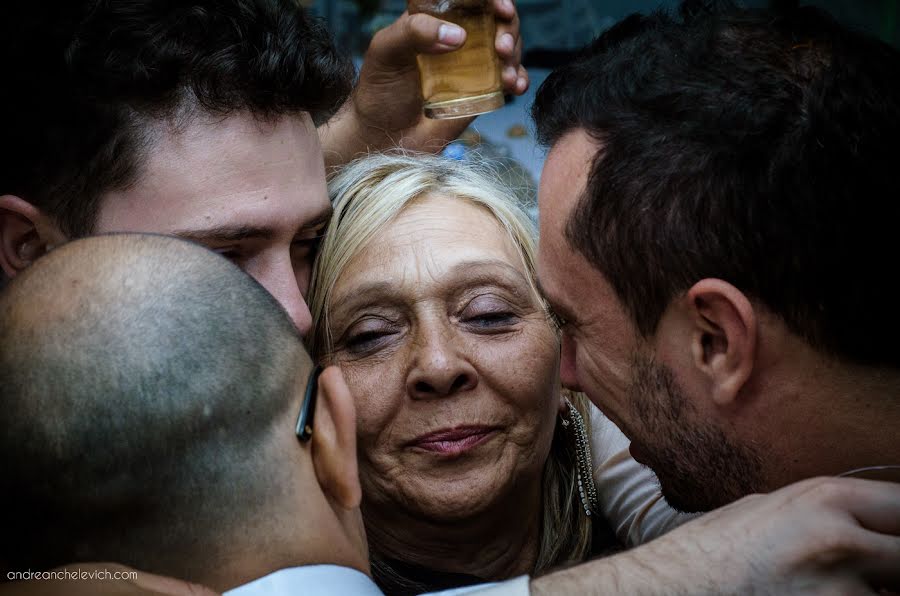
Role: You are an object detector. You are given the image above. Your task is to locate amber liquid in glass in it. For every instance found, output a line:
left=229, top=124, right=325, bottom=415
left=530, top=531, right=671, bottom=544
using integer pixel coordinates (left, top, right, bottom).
left=409, top=0, right=504, bottom=119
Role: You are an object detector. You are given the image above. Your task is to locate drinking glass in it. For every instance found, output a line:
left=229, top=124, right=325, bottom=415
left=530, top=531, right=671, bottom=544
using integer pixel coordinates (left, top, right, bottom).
left=408, top=0, right=505, bottom=119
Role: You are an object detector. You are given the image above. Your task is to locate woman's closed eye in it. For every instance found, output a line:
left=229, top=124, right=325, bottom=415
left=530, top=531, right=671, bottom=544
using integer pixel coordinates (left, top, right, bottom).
left=461, top=295, right=520, bottom=331
left=343, top=317, right=401, bottom=354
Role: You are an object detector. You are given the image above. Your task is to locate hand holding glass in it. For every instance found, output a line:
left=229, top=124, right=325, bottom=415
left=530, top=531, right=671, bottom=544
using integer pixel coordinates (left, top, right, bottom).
left=408, top=0, right=505, bottom=119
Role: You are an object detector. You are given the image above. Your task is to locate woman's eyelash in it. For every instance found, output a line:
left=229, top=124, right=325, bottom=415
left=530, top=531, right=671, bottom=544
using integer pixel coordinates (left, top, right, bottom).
left=346, top=330, right=383, bottom=348
left=343, top=321, right=400, bottom=353
left=471, top=311, right=513, bottom=321
left=464, top=310, right=518, bottom=330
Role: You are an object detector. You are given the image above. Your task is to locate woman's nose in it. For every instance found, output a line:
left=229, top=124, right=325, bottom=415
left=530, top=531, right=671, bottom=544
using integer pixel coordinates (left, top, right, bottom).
left=407, top=333, right=478, bottom=399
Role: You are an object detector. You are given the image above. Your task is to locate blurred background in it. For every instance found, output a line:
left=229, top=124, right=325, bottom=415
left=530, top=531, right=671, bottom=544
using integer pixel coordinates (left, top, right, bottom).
left=306, top=1, right=898, bottom=55
left=303, top=0, right=899, bottom=212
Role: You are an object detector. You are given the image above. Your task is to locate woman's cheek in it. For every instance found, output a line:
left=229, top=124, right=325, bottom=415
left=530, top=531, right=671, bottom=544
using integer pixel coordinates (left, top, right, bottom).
left=483, top=328, right=558, bottom=407
left=341, top=362, right=401, bottom=444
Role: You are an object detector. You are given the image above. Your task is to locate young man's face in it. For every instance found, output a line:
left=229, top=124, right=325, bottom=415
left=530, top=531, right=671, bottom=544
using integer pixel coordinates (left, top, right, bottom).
left=537, top=129, right=764, bottom=512
left=96, top=111, right=329, bottom=335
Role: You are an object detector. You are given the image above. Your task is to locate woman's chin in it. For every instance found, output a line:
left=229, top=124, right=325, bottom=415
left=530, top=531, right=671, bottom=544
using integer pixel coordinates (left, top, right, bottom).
left=362, top=434, right=547, bottom=524
left=369, top=467, right=523, bottom=523
left=406, top=481, right=513, bottom=522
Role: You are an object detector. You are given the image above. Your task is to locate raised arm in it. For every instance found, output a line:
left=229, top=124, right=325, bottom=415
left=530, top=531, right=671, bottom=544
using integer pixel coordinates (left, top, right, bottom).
left=318, top=0, right=528, bottom=169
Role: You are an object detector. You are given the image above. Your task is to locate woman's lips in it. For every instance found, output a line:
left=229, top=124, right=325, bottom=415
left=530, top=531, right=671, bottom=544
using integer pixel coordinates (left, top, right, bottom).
left=407, top=426, right=499, bottom=456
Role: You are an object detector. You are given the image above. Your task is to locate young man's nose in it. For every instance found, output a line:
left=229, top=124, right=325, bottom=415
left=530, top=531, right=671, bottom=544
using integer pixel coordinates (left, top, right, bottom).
left=256, top=267, right=313, bottom=336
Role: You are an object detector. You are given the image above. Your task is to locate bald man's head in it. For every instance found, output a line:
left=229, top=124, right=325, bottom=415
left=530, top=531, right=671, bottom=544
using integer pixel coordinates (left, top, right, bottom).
left=0, top=234, right=314, bottom=577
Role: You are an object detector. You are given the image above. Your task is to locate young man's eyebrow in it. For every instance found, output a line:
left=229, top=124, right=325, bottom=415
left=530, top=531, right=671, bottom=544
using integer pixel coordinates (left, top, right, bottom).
left=172, top=206, right=333, bottom=244
left=172, top=225, right=277, bottom=243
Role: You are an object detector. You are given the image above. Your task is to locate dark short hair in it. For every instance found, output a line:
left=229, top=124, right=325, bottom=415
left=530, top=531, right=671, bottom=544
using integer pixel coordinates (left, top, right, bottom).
left=533, top=1, right=900, bottom=369
left=0, top=234, right=307, bottom=577
left=0, top=0, right=353, bottom=236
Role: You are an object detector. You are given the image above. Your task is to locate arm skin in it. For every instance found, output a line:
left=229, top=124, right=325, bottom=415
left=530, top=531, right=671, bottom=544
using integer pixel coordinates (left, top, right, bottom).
left=318, top=0, right=529, bottom=170
left=532, top=477, right=900, bottom=595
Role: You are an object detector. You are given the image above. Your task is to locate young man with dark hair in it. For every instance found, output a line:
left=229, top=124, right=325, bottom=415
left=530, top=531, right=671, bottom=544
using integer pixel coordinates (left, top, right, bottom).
left=533, top=1, right=900, bottom=511
left=0, top=0, right=528, bottom=334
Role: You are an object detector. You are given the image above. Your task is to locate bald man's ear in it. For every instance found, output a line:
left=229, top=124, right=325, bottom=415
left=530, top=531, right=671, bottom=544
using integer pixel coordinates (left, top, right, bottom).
left=311, top=366, right=361, bottom=511
left=0, top=195, right=67, bottom=278
left=685, top=279, right=757, bottom=406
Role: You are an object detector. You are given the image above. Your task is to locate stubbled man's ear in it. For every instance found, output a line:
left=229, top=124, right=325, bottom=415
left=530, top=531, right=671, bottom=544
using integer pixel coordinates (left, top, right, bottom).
left=686, top=278, right=757, bottom=406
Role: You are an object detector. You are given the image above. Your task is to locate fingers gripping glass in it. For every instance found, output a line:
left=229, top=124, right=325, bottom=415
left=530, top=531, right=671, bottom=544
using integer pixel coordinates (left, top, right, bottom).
left=296, top=365, right=323, bottom=442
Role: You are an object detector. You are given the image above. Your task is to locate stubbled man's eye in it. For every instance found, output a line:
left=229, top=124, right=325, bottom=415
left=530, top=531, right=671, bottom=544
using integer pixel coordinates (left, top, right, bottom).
left=548, top=307, right=569, bottom=329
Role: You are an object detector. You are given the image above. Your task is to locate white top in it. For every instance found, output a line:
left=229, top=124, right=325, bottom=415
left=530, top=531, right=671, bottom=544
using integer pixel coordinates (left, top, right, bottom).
left=224, top=565, right=530, bottom=596
left=590, top=405, right=698, bottom=545
left=223, top=565, right=382, bottom=596
left=430, top=575, right=530, bottom=596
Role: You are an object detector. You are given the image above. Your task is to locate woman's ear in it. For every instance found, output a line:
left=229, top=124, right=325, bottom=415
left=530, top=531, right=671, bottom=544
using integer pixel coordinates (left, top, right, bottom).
left=685, top=279, right=757, bottom=406
left=0, top=195, right=66, bottom=278
left=311, top=365, right=361, bottom=511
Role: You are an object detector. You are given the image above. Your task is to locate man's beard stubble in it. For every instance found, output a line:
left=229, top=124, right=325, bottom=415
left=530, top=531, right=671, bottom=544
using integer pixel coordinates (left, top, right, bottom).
left=628, top=354, right=765, bottom=513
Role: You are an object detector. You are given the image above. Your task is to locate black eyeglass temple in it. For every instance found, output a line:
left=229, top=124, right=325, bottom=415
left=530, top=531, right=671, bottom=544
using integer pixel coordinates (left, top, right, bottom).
left=296, top=365, right=323, bottom=442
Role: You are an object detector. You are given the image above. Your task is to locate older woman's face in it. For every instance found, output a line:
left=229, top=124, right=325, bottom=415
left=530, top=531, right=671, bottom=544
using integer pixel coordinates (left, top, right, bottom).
left=326, top=196, right=561, bottom=521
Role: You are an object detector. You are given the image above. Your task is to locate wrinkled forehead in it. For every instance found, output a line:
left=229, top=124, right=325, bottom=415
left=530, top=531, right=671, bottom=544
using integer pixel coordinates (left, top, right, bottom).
left=365, top=197, right=516, bottom=272
left=335, top=195, right=537, bottom=298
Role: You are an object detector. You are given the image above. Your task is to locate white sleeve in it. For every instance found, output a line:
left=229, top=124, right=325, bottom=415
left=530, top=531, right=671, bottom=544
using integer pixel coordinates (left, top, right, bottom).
left=589, top=405, right=697, bottom=546
left=422, top=576, right=530, bottom=596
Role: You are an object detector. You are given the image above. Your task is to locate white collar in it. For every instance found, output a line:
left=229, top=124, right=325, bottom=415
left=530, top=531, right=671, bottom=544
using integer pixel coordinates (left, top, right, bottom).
left=223, top=564, right=382, bottom=596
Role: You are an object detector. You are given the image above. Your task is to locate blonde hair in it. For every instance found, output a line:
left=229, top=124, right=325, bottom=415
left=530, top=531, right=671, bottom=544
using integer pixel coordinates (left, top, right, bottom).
left=308, top=152, right=593, bottom=580
left=308, top=151, right=540, bottom=356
